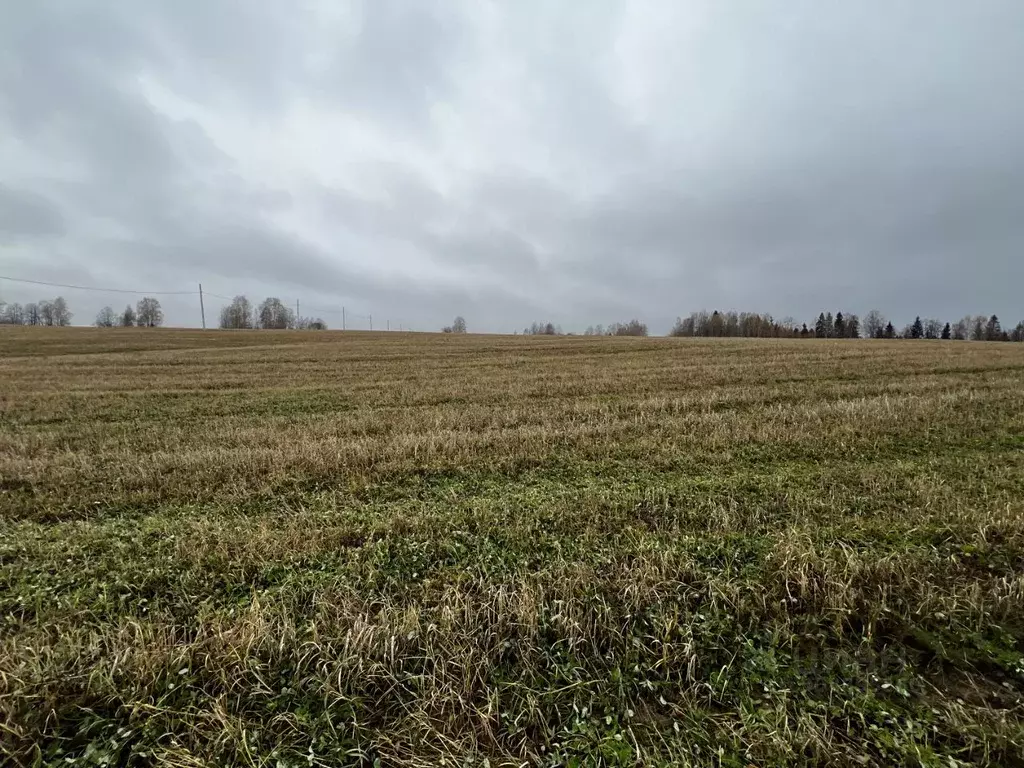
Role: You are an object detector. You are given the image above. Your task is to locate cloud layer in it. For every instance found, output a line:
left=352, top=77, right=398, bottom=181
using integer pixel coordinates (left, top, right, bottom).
left=2, top=1, right=1023, bottom=331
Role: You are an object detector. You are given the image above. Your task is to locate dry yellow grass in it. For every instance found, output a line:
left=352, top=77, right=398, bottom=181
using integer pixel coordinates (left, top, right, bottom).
left=2, top=327, right=1024, bottom=766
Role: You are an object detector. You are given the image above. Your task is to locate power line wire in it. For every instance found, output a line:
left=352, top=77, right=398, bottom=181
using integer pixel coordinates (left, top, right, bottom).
left=0, top=274, right=197, bottom=295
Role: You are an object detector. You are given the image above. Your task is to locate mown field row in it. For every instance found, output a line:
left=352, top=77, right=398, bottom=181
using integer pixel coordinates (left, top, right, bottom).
left=2, top=327, right=1024, bottom=766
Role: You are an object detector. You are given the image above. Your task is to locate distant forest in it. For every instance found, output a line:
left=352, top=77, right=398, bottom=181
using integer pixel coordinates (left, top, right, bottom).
left=0, top=295, right=328, bottom=331
left=522, top=310, right=1024, bottom=341
left=667, top=310, right=1024, bottom=342
left=3, top=296, right=1023, bottom=341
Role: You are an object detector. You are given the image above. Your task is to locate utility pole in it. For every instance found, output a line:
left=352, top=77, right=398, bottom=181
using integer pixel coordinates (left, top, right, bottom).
left=199, top=283, right=206, bottom=330
left=369, top=314, right=373, bottom=331
left=296, top=299, right=300, bottom=323
left=342, top=306, right=346, bottom=331
left=387, top=319, right=390, bottom=331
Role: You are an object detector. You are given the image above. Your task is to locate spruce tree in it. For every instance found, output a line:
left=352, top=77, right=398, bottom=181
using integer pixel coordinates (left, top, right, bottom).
left=911, top=316, right=924, bottom=339
left=985, top=315, right=1001, bottom=341
left=941, top=322, right=951, bottom=340
left=815, top=313, right=827, bottom=338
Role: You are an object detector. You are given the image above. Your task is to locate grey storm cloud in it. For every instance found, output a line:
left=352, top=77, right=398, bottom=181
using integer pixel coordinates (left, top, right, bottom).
left=0, top=184, right=67, bottom=240
left=2, top=0, right=1023, bottom=332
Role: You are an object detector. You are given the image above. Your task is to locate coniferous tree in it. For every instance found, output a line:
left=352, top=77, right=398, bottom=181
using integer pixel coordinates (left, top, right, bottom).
left=941, top=322, right=951, bottom=340
left=709, top=310, right=724, bottom=337
left=985, top=315, right=1002, bottom=341
left=910, top=316, right=924, bottom=339
left=834, top=312, right=845, bottom=337
left=121, top=304, right=137, bottom=327
left=815, top=313, right=828, bottom=338
left=884, top=322, right=895, bottom=339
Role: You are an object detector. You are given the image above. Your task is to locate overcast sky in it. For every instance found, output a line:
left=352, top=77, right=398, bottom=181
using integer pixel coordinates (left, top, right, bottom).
left=2, top=1, right=1022, bottom=332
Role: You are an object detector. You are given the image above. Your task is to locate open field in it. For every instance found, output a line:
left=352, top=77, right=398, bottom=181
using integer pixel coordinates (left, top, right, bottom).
left=2, top=327, right=1024, bottom=767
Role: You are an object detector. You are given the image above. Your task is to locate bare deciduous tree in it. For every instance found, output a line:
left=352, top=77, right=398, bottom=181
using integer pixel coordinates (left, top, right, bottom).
left=39, top=300, right=55, bottom=326
left=51, top=297, right=72, bottom=326
left=95, top=306, right=117, bottom=328
left=136, top=297, right=164, bottom=327
left=257, top=297, right=295, bottom=329
left=442, top=316, right=467, bottom=333
left=863, top=310, right=886, bottom=339
left=970, top=315, right=986, bottom=341
left=923, top=318, right=943, bottom=340
left=220, top=296, right=255, bottom=329
left=607, top=319, right=648, bottom=337
left=524, top=322, right=561, bottom=335
left=1, top=302, right=24, bottom=325
left=668, top=317, right=692, bottom=337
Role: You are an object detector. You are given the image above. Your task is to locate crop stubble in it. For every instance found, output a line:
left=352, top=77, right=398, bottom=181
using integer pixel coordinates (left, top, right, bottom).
left=1, top=327, right=1024, bottom=766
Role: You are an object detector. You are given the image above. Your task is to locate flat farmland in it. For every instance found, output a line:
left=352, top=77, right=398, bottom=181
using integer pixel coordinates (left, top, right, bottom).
left=2, top=328, right=1024, bottom=767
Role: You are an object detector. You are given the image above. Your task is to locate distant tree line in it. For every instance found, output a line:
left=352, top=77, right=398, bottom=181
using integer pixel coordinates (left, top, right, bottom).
left=0, top=297, right=73, bottom=326
left=93, top=297, right=165, bottom=328
left=520, top=320, right=651, bottom=337
left=583, top=320, right=649, bottom=337
left=863, top=312, right=1022, bottom=341
left=218, top=295, right=327, bottom=330
left=523, top=321, right=563, bottom=335
left=671, top=309, right=1024, bottom=342
left=6, top=295, right=1022, bottom=342
left=1, top=294, right=331, bottom=330
left=670, top=311, right=802, bottom=338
